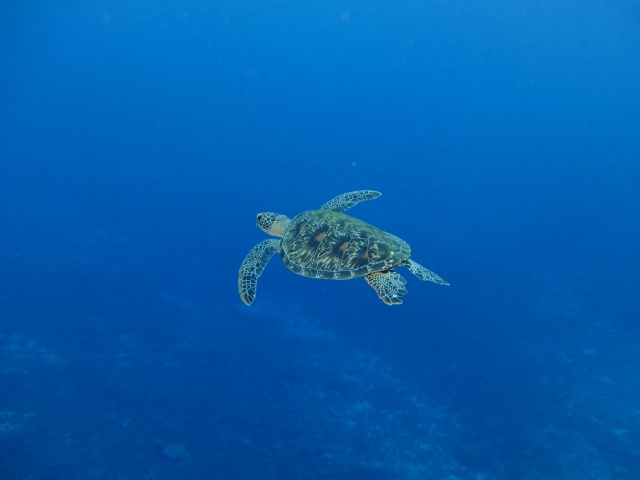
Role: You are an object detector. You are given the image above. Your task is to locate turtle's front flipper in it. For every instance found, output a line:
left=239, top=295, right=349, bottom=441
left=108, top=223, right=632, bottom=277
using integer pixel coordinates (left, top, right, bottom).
left=403, top=259, right=449, bottom=286
left=319, top=190, right=381, bottom=213
left=238, top=239, right=280, bottom=305
left=365, top=271, right=407, bottom=305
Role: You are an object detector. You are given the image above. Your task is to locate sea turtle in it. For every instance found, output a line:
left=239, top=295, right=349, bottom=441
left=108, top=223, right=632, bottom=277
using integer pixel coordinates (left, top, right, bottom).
left=238, top=190, right=448, bottom=306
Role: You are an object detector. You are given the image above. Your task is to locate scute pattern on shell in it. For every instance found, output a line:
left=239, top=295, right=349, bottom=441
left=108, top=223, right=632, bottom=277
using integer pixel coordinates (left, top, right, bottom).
left=281, top=210, right=410, bottom=279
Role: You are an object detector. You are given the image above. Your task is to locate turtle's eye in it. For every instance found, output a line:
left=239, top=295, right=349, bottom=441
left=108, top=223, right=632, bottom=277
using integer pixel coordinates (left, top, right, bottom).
left=257, top=214, right=263, bottom=221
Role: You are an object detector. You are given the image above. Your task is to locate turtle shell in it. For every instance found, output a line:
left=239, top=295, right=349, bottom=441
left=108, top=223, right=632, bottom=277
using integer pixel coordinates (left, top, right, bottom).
left=280, top=210, right=410, bottom=280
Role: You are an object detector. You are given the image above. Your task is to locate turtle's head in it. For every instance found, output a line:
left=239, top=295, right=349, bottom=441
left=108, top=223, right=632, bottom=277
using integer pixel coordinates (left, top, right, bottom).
left=256, top=212, right=290, bottom=237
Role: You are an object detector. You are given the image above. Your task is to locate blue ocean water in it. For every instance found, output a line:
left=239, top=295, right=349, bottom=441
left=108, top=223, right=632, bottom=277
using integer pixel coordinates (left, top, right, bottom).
left=1, top=1, right=639, bottom=478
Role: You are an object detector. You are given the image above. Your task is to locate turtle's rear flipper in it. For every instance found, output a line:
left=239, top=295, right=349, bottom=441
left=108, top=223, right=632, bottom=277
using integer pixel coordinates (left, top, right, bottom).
left=238, top=239, right=280, bottom=305
left=403, top=259, right=449, bottom=286
left=365, top=271, right=407, bottom=305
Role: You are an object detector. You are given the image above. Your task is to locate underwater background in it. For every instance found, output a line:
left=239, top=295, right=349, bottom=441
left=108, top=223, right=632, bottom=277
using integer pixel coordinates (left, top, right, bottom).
left=1, top=1, right=639, bottom=478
